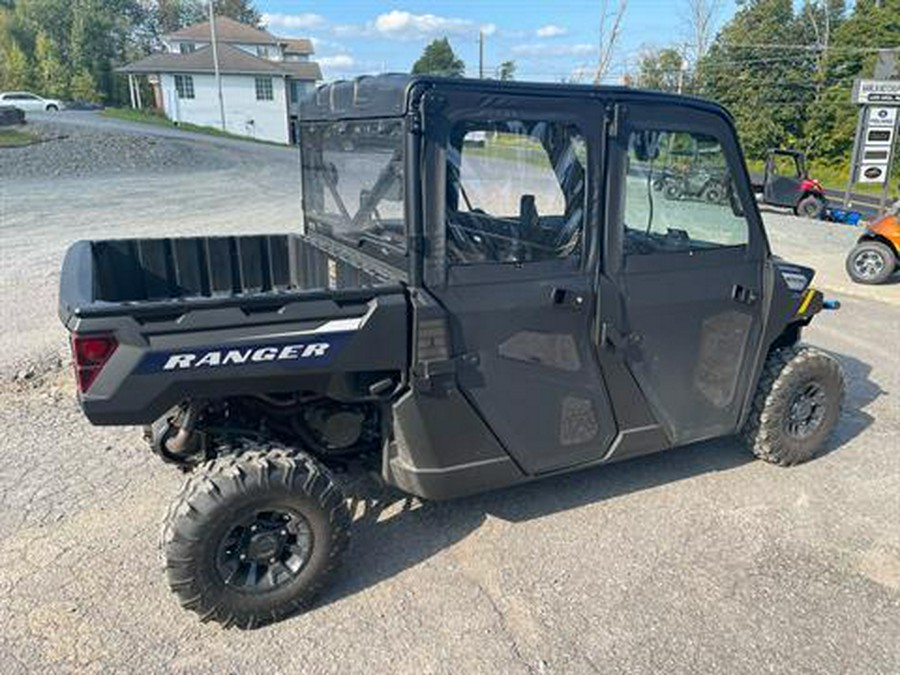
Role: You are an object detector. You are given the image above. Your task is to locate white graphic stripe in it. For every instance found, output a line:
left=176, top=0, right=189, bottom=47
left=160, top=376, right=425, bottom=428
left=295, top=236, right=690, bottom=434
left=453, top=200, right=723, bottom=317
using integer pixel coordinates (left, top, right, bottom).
left=233, top=317, right=365, bottom=342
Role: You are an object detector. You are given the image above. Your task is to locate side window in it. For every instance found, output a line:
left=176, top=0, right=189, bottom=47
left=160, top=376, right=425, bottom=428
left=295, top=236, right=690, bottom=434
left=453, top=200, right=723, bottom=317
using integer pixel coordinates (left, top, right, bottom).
left=446, top=120, right=586, bottom=265
left=623, top=129, right=748, bottom=255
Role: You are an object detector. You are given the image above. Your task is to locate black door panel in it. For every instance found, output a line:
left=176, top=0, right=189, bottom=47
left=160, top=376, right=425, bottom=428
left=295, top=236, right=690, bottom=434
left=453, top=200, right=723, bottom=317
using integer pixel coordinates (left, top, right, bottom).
left=441, top=274, right=617, bottom=474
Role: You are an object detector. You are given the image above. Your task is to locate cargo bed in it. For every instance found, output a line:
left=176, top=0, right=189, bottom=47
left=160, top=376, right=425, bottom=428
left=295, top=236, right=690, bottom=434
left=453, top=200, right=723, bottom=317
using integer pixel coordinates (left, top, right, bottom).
left=60, top=233, right=410, bottom=425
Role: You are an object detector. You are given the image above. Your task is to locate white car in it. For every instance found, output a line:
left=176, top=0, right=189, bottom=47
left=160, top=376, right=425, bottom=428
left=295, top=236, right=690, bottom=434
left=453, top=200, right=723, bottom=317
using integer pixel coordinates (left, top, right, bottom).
left=0, top=91, right=63, bottom=112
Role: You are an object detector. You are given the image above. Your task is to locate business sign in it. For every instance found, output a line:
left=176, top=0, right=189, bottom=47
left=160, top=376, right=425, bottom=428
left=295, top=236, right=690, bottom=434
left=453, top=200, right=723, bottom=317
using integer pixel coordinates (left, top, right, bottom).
left=868, top=106, right=898, bottom=127
left=858, top=164, right=889, bottom=184
left=853, top=79, right=900, bottom=106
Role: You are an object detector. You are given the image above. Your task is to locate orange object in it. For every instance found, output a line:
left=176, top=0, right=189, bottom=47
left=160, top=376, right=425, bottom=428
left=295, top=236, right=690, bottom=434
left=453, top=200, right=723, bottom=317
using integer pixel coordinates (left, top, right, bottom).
left=845, top=203, right=900, bottom=284
left=866, top=208, right=900, bottom=251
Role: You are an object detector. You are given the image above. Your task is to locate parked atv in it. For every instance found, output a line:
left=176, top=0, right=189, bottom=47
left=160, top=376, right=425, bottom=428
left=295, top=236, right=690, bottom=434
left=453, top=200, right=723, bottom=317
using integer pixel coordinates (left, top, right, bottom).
left=846, top=199, right=900, bottom=284
left=659, top=166, right=730, bottom=204
left=58, top=75, right=845, bottom=628
left=752, top=149, right=827, bottom=219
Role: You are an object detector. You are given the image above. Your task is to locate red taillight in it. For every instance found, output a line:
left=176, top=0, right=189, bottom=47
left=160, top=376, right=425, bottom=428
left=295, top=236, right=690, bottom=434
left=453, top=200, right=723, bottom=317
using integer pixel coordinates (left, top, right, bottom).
left=71, top=334, right=118, bottom=393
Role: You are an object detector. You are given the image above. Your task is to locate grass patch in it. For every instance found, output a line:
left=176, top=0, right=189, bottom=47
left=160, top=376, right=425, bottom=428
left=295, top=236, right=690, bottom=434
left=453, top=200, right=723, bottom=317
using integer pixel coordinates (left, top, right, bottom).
left=101, top=107, right=287, bottom=146
left=0, top=127, right=35, bottom=147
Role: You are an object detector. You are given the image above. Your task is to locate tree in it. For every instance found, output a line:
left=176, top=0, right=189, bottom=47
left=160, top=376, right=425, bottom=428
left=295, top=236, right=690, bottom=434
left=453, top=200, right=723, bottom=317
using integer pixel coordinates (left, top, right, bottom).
left=1, top=40, right=31, bottom=89
left=498, top=60, right=516, bottom=81
left=636, top=47, right=684, bottom=92
left=213, top=0, right=260, bottom=26
left=594, top=0, right=627, bottom=84
left=684, top=0, right=723, bottom=66
left=70, top=67, right=100, bottom=102
left=696, top=0, right=808, bottom=157
left=35, top=30, right=68, bottom=97
left=412, top=37, right=465, bottom=77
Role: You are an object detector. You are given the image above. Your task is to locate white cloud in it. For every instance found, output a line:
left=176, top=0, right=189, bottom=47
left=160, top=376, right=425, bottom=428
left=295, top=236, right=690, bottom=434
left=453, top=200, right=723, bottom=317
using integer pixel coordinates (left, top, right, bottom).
left=511, top=43, right=596, bottom=57
left=319, top=54, right=356, bottom=70
left=536, top=24, right=567, bottom=38
left=262, top=12, right=327, bottom=30
left=373, top=10, right=488, bottom=40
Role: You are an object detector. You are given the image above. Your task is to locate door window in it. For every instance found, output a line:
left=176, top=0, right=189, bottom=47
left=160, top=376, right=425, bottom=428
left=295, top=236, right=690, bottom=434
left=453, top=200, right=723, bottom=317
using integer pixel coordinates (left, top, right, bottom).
left=622, top=129, right=748, bottom=255
left=770, top=153, right=800, bottom=178
left=446, top=120, right=586, bottom=265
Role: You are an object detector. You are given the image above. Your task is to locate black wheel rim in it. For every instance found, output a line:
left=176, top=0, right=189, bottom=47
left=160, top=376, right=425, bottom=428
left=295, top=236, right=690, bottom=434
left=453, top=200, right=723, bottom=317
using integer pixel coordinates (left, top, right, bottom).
left=216, top=508, right=314, bottom=593
left=785, top=381, right=827, bottom=439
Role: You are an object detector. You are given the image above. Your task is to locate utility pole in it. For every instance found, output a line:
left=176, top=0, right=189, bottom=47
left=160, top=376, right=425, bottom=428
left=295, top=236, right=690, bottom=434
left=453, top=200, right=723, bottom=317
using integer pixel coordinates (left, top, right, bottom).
left=478, top=29, right=484, bottom=79
left=209, top=1, right=226, bottom=131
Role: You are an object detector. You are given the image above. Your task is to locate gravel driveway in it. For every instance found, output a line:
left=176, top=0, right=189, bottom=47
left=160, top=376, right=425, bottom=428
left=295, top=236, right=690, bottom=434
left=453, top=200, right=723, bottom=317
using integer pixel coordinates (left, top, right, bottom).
left=0, top=113, right=898, bottom=674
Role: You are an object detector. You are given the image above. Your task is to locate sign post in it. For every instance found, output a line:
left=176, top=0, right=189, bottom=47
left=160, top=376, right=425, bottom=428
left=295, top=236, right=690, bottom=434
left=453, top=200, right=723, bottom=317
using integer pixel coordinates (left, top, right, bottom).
left=846, top=79, right=900, bottom=211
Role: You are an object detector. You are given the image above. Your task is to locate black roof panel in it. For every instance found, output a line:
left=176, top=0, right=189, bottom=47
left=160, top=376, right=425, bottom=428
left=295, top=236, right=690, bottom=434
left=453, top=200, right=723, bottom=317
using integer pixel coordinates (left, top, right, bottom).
left=299, top=74, right=729, bottom=122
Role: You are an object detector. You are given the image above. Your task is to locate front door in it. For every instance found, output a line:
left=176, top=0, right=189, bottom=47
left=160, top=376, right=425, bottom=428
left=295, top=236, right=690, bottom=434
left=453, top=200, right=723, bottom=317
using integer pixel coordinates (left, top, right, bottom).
left=422, top=90, right=617, bottom=475
left=605, top=104, right=767, bottom=445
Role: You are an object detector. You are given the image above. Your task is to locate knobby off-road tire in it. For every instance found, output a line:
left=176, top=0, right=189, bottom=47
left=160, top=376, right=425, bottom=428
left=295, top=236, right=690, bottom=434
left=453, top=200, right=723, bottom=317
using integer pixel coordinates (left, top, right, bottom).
left=742, top=345, right=844, bottom=466
left=161, top=445, right=351, bottom=628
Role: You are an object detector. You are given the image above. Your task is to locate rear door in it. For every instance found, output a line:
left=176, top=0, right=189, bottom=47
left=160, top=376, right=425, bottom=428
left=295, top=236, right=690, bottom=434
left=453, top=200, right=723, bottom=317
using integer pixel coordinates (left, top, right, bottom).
left=604, top=103, right=768, bottom=445
left=420, top=88, right=617, bottom=475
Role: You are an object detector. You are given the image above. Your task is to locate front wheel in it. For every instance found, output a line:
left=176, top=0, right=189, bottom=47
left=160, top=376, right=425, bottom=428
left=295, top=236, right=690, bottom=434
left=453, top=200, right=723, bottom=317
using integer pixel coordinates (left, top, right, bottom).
left=845, top=240, right=896, bottom=284
left=795, top=194, right=826, bottom=219
left=162, top=446, right=351, bottom=628
left=742, top=345, right=844, bottom=466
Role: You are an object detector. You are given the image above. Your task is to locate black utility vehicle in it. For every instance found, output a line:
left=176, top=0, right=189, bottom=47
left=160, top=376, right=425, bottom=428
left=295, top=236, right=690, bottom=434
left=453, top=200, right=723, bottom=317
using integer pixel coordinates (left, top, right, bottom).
left=59, top=75, right=845, bottom=628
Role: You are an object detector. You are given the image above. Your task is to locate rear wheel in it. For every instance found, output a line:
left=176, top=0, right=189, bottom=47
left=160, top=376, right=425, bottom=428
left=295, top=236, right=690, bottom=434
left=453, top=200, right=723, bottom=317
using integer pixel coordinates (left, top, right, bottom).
left=45, top=104, right=59, bottom=112
left=795, top=194, right=825, bottom=219
left=742, top=345, right=844, bottom=466
left=162, top=445, right=350, bottom=628
left=845, top=240, right=896, bottom=284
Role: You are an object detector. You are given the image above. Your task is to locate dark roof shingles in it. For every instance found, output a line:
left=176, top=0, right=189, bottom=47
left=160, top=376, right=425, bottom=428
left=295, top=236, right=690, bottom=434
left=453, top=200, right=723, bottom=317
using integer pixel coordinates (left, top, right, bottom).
left=118, top=43, right=320, bottom=79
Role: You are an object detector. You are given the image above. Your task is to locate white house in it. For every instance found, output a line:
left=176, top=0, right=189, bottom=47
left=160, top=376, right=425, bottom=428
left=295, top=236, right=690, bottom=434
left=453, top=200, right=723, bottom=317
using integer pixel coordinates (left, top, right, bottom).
left=119, top=17, right=321, bottom=144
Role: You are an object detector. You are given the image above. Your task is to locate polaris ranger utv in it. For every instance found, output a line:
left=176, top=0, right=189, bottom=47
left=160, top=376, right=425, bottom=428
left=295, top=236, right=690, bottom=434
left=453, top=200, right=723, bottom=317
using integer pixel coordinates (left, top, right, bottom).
left=58, top=75, right=844, bottom=628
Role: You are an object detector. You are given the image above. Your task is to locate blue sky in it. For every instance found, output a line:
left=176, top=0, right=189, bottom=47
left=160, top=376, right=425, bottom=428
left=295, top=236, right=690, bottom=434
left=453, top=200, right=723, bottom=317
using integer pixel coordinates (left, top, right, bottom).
left=257, top=1, right=739, bottom=83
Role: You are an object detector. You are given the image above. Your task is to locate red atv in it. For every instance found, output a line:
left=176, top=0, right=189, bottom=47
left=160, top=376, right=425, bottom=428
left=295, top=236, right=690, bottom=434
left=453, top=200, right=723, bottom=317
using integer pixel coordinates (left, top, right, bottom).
left=753, top=149, right=827, bottom=219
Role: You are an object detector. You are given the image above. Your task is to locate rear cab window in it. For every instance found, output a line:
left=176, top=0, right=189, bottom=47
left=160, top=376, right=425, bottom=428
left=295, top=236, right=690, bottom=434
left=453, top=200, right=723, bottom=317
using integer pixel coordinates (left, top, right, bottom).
left=300, top=119, right=406, bottom=268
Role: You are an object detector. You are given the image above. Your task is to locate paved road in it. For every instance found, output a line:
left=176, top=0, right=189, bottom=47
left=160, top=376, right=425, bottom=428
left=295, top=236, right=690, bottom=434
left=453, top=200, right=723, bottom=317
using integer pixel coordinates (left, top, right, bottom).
left=0, top=120, right=898, bottom=674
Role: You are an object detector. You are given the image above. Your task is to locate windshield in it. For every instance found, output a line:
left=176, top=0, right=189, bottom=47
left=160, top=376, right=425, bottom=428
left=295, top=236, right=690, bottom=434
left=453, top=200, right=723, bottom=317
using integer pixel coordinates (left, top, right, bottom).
left=300, top=119, right=405, bottom=254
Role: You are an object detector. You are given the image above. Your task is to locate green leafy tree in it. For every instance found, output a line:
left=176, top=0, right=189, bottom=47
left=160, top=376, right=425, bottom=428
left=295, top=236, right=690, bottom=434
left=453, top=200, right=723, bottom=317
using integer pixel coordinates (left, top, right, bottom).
left=34, top=30, right=68, bottom=96
left=412, top=37, right=465, bottom=77
left=70, top=67, right=100, bottom=101
left=636, top=48, right=684, bottom=92
left=212, top=0, right=260, bottom=26
left=498, top=60, right=516, bottom=81
left=697, top=0, right=809, bottom=158
left=805, top=0, right=898, bottom=163
left=1, top=40, right=31, bottom=89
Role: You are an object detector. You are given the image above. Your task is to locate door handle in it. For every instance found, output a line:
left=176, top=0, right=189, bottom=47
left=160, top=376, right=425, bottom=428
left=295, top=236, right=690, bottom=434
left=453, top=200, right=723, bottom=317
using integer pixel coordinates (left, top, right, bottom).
left=550, top=287, right=586, bottom=310
left=732, top=284, right=758, bottom=305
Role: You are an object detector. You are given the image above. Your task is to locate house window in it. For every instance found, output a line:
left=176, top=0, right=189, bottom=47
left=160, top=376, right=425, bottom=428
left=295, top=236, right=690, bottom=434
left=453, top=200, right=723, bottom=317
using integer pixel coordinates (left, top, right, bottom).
left=255, top=77, right=274, bottom=101
left=178, top=42, right=196, bottom=54
left=256, top=45, right=273, bottom=58
left=174, top=75, right=194, bottom=99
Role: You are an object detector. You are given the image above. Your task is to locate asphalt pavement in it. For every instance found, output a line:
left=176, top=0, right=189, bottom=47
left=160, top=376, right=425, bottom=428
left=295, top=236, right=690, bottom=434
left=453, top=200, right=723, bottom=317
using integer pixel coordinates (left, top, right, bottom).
left=0, top=114, right=898, bottom=674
